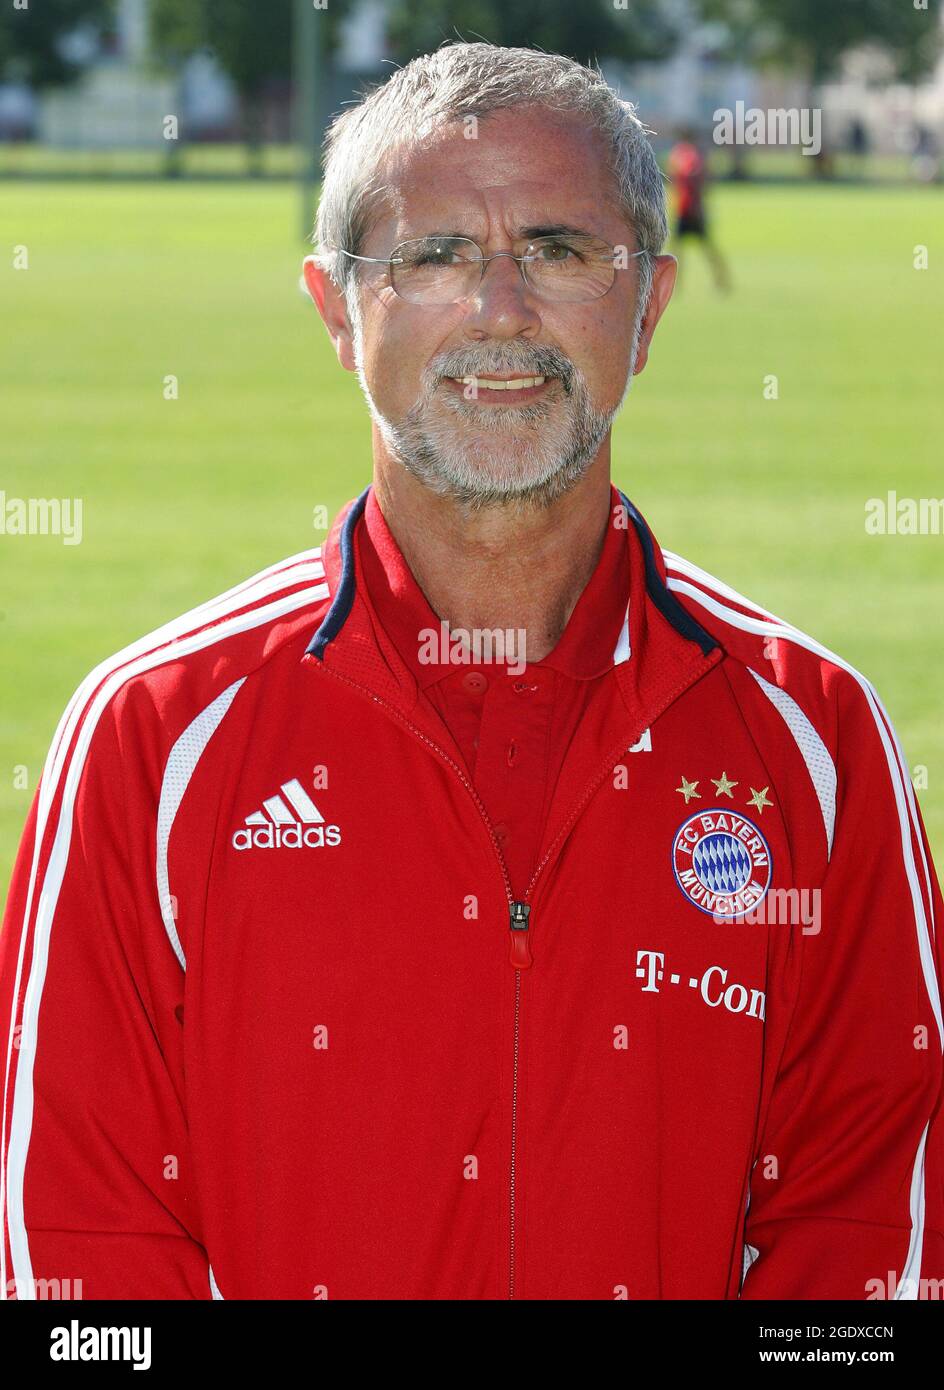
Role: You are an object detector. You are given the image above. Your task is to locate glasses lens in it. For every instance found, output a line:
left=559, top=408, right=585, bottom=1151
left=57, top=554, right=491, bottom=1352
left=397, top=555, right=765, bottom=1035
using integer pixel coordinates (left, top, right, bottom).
left=522, top=236, right=617, bottom=302
left=390, top=237, right=481, bottom=304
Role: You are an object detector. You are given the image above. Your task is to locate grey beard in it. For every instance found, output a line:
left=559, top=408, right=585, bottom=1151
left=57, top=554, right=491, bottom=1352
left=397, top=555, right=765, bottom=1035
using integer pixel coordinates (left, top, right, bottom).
left=358, top=330, right=641, bottom=512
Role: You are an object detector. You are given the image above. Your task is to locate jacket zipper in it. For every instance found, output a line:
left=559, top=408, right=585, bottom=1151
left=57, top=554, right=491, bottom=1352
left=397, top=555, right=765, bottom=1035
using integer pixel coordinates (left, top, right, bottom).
left=310, top=655, right=646, bottom=1301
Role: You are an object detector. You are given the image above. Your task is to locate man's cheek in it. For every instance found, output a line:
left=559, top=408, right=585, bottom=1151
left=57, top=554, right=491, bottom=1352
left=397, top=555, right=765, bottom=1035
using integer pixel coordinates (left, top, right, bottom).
left=372, top=361, right=423, bottom=418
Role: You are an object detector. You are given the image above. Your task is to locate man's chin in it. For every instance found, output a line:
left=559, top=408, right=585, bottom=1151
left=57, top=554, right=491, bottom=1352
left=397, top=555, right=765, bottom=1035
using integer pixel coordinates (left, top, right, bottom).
left=401, top=443, right=595, bottom=507
left=435, top=402, right=555, bottom=439
left=422, top=426, right=563, bottom=481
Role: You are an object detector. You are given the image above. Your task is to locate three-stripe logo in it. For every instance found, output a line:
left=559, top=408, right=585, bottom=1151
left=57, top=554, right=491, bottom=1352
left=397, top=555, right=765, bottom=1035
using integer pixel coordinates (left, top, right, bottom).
left=231, top=777, right=342, bottom=850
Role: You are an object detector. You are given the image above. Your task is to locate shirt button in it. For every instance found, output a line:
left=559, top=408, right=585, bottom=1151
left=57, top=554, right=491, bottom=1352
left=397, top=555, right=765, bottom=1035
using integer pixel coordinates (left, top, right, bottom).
left=462, top=671, right=488, bottom=694
left=494, top=822, right=508, bottom=843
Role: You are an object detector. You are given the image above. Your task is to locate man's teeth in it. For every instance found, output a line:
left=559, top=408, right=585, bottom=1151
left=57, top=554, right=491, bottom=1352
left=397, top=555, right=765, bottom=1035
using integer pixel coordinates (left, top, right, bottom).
left=452, top=375, right=546, bottom=391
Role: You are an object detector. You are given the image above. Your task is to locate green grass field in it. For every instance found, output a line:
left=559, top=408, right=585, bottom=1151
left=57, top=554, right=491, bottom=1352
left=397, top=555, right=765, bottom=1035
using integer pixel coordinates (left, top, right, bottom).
left=1, top=179, right=942, bottom=903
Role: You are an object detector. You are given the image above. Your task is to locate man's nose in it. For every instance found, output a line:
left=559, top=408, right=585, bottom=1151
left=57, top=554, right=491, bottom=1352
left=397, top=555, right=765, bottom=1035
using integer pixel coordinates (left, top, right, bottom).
left=462, top=251, right=542, bottom=338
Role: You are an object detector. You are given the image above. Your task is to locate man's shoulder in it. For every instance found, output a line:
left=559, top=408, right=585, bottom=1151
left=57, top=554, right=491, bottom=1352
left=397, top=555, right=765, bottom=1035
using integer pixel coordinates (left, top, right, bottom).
left=54, top=546, right=331, bottom=766
left=660, top=546, right=920, bottom=864
left=660, top=545, right=889, bottom=748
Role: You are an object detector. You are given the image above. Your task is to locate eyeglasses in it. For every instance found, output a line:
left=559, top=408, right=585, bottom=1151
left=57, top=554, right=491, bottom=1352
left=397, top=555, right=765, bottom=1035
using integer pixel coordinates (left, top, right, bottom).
left=337, top=234, right=645, bottom=305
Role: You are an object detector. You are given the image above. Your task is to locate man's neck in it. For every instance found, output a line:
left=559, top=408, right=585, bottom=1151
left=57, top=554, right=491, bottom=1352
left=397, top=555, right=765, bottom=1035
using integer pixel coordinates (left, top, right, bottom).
left=371, top=453, right=613, bottom=664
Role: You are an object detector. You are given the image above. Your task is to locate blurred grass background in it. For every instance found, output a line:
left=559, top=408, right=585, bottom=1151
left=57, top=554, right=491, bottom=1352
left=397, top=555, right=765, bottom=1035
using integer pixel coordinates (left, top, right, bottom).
left=1, top=178, right=942, bottom=899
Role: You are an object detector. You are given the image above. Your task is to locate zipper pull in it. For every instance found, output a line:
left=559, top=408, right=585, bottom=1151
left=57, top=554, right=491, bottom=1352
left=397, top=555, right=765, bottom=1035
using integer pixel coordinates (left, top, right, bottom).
left=509, top=901, right=532, bottom=969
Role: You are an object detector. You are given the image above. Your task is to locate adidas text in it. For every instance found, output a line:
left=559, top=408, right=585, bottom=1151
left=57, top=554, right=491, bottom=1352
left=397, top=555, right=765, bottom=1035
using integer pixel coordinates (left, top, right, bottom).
left=232, top=823, right=342, bottom=851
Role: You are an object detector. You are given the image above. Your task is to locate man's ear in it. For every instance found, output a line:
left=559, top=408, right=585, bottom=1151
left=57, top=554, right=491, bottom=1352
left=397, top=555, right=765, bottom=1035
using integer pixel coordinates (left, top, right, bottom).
left=632, top=253, right=677, bottom=376
left=302, top=254, right=357, bottom=372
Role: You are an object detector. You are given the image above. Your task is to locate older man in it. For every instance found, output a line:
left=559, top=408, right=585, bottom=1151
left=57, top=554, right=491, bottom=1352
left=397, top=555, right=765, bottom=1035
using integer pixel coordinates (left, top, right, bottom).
left=2, top=44, right=942, bottom=1303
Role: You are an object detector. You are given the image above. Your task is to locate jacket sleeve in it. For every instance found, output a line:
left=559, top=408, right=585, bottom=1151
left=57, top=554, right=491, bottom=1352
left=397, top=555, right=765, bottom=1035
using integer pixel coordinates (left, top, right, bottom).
left=740, top=669, right=944, bottom=1300
left=0, top=688, right=214, bottom=1300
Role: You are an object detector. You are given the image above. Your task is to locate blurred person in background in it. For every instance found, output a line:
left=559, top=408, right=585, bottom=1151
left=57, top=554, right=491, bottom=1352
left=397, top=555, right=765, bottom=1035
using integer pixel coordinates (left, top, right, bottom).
left=667, top=126, right=731, bottom=291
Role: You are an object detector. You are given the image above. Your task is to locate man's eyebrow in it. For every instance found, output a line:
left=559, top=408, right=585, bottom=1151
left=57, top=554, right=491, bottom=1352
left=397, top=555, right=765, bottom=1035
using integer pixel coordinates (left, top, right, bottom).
left=403, top=223, right=601, bottom=242
left=517, top=223, right=600, bottom=240
left=395, top=229, right=471, bottom=244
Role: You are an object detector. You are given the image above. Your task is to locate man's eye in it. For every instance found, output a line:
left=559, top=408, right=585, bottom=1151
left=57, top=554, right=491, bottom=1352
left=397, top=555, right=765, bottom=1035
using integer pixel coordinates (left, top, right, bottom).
left=534, top=240, right=580, bottom=263
left=410, top=244, right=459, bottom=267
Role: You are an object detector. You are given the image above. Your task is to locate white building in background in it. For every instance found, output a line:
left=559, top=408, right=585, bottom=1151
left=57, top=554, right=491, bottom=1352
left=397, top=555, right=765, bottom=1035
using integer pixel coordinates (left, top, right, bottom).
left=39, top=69, right=176, bottom=149
left=36, top=0, right=235, bottom=148
left=36, top=0, right=166, bottom=147
left=819, top=41, right=944, bottom=156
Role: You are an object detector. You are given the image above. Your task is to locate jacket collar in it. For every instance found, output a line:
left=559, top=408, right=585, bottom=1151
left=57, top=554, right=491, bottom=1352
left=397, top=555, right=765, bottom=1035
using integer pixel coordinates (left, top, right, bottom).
left=305, top=483, right=724, bottom=737
left=355, top=485, right=631, bottom=689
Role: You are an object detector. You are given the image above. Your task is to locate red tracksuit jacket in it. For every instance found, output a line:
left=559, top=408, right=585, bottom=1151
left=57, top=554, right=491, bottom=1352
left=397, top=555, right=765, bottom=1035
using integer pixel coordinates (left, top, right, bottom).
left=2, top=485, right=942, bottom=1300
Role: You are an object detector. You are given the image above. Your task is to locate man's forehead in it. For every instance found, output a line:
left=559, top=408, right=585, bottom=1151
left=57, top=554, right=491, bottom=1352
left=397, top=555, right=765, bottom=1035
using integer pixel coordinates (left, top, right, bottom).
left=379, top=174, right=610, bottom=232
left=371, top=108, right=618, bottom=228
left=391, top=133, right=596, bottom=180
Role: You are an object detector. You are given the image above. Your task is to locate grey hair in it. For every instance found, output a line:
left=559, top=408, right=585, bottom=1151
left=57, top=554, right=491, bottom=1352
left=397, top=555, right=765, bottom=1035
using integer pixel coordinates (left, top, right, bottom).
left=312, top=41, right=667, bottom=328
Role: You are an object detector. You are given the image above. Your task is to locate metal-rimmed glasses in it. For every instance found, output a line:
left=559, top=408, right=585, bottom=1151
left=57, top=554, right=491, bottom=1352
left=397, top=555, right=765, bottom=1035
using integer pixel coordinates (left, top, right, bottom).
left=336, top=234, right=645, bottom=305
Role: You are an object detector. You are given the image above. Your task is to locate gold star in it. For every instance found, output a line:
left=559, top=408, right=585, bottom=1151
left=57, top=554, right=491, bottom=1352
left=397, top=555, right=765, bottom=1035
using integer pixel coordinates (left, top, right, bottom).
left=748, top=786, right=773, bottom=813
left=711, top=771, right=738, bottom=798
left=676, top=776, right=701, bottom=804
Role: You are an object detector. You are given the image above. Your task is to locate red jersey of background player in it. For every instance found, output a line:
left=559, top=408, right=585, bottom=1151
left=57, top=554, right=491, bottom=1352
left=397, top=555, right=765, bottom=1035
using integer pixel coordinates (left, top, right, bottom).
left=668, top=140, right=706, bottom=223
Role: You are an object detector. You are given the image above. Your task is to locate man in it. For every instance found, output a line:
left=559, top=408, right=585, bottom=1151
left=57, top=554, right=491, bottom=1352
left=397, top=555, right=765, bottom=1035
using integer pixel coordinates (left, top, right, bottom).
left=667, top=127, right=731, bottom=291
left=1, top=43, right=942, bottom=1302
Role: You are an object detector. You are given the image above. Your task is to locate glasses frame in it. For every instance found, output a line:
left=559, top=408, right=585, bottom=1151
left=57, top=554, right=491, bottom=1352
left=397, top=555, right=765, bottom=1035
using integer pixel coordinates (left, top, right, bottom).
left=335, top=235, right=646, bottom=305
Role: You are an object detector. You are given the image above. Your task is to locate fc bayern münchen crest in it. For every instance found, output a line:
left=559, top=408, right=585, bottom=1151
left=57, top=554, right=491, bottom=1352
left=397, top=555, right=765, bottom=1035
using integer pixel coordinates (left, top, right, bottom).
left=672, top=809, right=772, bottom=918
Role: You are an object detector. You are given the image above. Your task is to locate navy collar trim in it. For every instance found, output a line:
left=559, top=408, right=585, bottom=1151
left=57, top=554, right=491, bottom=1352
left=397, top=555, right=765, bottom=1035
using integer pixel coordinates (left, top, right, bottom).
left=305, top=485, right=370, bottom=659
left=616, top=489, right=718, bottom=657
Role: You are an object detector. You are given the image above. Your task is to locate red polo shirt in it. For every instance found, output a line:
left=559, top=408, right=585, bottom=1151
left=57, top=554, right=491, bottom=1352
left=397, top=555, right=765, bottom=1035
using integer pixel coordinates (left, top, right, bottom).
left=357, top=487, right=630, bottom=898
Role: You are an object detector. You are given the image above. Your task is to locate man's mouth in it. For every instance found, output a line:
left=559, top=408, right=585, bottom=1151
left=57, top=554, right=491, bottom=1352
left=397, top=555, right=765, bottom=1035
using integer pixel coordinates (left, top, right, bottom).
left=444, top=373, right=553, bottom=401
left=451, top=373, right=546, bottom=391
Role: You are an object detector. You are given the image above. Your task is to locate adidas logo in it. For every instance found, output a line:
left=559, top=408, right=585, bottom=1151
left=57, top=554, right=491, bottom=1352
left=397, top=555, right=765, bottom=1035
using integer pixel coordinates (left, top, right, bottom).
left=231, top=777, right=342, bottom=851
